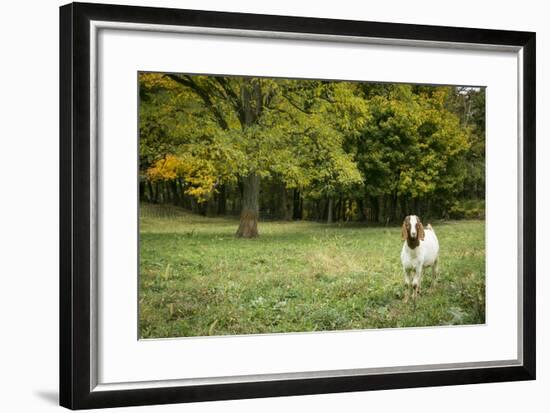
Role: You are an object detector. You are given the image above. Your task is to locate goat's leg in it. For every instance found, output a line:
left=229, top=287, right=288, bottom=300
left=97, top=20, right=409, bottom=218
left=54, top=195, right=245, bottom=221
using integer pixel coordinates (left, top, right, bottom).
left=412, top=267, right=423, bottom=300
left=403, top=269, right=412, bottom=302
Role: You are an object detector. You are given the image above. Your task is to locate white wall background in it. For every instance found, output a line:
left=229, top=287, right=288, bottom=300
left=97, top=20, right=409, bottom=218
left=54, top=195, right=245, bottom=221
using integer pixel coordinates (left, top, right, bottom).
left=0, top=0, right=545, bottom=411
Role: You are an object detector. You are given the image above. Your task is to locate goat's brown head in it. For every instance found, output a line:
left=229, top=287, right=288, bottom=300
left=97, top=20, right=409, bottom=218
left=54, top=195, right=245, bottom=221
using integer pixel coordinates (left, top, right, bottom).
left=402, top=215, right=425, bottom=248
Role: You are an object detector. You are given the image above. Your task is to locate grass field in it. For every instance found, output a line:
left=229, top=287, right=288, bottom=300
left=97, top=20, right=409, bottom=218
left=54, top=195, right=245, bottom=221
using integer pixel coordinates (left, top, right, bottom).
left=139, top=203, right=485, bottom=338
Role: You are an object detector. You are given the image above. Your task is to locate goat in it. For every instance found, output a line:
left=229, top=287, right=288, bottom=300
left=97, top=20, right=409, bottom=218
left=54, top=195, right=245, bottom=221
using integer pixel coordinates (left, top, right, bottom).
left=400, top=215, right=439, bottom=300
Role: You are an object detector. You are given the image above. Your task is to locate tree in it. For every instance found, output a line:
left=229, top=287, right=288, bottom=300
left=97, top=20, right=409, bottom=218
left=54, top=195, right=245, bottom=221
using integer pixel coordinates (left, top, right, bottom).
left=445, top=87, right=486, bottom=199
left=140, top=74, right=362, bottom=236
left=353, top=84, right=470, bottom=221
left=296, top=81, right=366, bottom=223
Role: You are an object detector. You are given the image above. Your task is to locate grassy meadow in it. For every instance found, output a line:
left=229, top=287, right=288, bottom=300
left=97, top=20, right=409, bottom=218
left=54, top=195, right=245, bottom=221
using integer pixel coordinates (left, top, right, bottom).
left=139, top=203, right=485, bottom=339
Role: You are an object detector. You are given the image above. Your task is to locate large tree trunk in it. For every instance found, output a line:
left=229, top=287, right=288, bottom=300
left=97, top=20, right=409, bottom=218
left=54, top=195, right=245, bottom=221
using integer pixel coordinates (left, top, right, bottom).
left=236, top=174, right=260, bottom=238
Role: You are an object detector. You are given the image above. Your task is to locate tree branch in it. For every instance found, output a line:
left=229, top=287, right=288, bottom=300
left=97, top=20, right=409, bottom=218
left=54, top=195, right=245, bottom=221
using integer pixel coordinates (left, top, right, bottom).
left=214, top=77, right=246, bottom=127
left=166, top=74, right=229, bottom=130
left=282, top=93, right=315, bottom=115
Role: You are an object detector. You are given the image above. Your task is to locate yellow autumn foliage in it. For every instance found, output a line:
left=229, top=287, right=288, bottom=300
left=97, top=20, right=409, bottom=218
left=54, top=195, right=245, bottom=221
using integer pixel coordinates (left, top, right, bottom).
left=139, top=73, right=178, bottom=90
left=147, top=154, right=217, bottom=202
left=147, top=154, right=180, bottom=181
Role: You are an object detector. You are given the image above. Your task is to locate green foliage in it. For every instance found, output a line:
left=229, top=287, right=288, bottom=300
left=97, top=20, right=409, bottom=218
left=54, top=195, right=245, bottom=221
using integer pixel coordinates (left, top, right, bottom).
left=355, top=85, right=469, bottom=199
left=449, top=199, right=485, bottom=219
left=139, top=73, right=485, bottom=223
left=445, top=87, right=486, bottom=199
left=139, top=204, right=485, bottom=338
left=140, top=74, right=362, bottom=197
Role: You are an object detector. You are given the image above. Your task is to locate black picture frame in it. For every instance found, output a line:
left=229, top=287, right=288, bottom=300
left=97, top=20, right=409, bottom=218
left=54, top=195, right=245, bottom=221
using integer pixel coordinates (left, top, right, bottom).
left=60, top=2, right=536, bottom=410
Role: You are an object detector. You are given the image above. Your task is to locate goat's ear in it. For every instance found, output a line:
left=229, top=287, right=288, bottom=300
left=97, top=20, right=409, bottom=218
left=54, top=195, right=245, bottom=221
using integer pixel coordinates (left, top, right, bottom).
left=401, top=220, right=408, bottom=240
left=417, top=222, right=425, bottom=241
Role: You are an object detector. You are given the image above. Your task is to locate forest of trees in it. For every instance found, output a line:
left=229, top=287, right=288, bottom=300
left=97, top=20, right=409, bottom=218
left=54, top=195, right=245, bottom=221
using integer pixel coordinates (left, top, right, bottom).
left=139, top=73, right=485, bottom=238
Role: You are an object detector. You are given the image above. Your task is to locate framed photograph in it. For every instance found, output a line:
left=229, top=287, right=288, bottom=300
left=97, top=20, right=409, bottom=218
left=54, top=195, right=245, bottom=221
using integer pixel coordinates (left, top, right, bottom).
left=60, top=2, right=536, bottom=409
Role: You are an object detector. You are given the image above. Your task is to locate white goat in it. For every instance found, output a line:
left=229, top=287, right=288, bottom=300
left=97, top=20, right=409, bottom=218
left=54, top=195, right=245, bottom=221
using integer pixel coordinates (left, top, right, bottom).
left=400, top=215, right=439, bottom=300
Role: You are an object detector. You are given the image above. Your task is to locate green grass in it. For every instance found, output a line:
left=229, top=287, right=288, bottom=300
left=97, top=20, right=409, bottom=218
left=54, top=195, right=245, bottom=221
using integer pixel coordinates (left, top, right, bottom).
left=139, top=203, right=485, bottom=338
